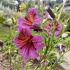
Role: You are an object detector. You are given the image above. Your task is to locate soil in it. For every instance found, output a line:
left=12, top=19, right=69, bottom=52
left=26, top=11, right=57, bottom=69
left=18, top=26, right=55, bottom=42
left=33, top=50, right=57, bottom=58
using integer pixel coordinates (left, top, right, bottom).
left=0, top=51, right=65, bottom=70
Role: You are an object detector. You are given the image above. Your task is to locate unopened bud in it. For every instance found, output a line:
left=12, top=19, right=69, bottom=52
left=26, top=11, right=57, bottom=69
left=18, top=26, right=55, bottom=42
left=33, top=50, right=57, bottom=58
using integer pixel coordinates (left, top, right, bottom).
left=46, top=6, right=55, bottom=18
left=0, top=40, right=4, bottom=46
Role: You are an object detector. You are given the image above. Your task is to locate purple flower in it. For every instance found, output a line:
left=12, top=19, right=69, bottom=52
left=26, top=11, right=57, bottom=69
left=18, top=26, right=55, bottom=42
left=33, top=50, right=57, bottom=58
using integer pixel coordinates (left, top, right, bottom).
left=44, top=11, right=49, bottom=19
left=56, top=44, right=65, bottom=53
left=13, top=27, right=45, bottom=60
left=54, top=22, right=62, bottom=36
left=0, top=40, right=4, bottom=46
left=45, top=20, right=62, bottom=36
left=17, top=8, right=42, bottom=30
left=62, top=45, right=65, bottom=52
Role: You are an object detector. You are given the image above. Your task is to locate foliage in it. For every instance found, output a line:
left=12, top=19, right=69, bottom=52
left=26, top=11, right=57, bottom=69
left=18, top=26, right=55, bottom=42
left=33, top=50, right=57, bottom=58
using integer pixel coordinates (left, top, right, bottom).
left=2, top=1, right=15, bottom=9
left=0, top=1, right=70, bottom=70
left=25, top=0, right=35, bottom=13
left=0, top=16, right=6, bottom=23
left=66, top=18, right=70, bottom=32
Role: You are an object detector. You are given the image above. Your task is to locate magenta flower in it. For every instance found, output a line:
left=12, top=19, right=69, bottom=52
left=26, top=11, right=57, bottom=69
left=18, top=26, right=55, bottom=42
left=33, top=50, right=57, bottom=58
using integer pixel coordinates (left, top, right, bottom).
left=13, top=27, right=45, bottom=60
left=45, top=20, right=62, bottom=36
left=44, top=11, right=49, bottom=19
left=17, top=8, right=42, bottom=30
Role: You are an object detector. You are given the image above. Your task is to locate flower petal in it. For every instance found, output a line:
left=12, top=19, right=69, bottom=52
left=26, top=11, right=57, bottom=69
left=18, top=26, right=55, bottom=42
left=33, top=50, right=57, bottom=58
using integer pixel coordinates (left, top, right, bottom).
left=13, top=27, right=32, bottom=49
left=27, top=8, right=37, bottom=23
left=54, top=30, right=60, bottom=36
left=56, top=24, right=62, bottom=31
left=18, top=17, right=25, bottom=24
left=45, top=25, right=52, bottom=35
left=62, top=45, right=65, bottom=52
left=55, top=46, right=60, bottom=50
left=45, top=25, right=51, bottom=32
left=19, top=45, right=29, bottom=60
left=32, top=35, right=44, bottom=42
left=34, top=42, right=45, bottom=50
left=18, top=27, right=32, bottom=38
left=27, top=8, right=37, bottom=16
left=33, top=14, right=42, bottom=25
left=29, top=46, right=39, bottom=59
left=13, top=37, right=27, bottom=49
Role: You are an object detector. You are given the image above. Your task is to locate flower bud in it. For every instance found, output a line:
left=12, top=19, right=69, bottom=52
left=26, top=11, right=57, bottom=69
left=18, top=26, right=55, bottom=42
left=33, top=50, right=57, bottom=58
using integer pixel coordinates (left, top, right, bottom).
left=46, top=6, right=55, bottom=18
left=0, top=40, right=4, bottom=46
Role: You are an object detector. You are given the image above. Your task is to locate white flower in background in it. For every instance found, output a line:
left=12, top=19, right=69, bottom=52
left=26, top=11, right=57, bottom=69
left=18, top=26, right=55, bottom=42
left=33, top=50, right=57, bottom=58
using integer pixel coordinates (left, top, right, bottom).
left=64, top=25, right=67, bottom=27
left=7, top=18, right=12, bottom=22
left=14, top=1, right=18, bottom=5
left=62, top=33, right=68, bottom=38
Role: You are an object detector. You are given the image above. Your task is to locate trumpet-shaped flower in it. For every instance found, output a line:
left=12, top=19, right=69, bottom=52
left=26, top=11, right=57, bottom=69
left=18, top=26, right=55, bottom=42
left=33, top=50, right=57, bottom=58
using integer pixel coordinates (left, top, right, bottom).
left=45, top=19, right=62, bottom=36
left=13, top=27, right=45, bottom=60
left=17, top=8, right=42, bottom=30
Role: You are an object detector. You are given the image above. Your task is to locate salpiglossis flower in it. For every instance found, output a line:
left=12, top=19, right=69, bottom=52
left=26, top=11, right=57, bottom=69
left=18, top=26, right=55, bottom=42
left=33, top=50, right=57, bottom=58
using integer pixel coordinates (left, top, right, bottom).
left=13, top=27, right=45, bottom=60
left=17, top=8, right=42, bottom=30
left=45, top=19, right=62, bottom=36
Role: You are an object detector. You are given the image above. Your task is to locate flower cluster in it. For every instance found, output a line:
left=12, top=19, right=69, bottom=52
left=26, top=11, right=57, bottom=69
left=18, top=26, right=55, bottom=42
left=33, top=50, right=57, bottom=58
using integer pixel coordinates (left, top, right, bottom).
left=13, top=8, right=45, bottom=60
left=13, top=7, right=63, bottom=60
left=44, top=6, right=62, bottom=36
left=45, top=20, right=62, bottom=36
left=56, top=44, right=65, bottom=53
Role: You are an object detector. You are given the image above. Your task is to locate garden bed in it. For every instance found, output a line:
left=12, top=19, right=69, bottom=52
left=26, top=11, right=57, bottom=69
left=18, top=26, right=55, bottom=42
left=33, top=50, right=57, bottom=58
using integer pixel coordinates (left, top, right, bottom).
left=0, top=51, right=65, bottom=70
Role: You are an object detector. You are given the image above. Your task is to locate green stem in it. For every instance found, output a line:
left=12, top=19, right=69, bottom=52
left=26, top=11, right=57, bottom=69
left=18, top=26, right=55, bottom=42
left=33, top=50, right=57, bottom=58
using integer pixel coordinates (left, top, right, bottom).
left=9, top=49, right=11, bottom=67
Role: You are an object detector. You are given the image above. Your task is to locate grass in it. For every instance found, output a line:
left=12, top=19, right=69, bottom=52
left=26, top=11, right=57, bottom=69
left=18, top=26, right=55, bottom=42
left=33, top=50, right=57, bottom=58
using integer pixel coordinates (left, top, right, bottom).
left=0, top=23, right=10, bottom=41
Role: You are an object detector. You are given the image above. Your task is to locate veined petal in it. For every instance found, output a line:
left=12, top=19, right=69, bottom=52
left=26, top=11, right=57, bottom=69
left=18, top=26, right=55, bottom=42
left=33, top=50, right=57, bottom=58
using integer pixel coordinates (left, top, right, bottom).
left=28, top=8, right=37, bottom=16
left=34, top=42, right=45, bottom=50
left=29, top=46, right=39, bottom=59
left=19, top=45, right=29, bottom=60
left=13, top=27, right=32, bottom=49
left=18, top=27, right=32, bottom=38
left=32, top=35, right=44, bottom=42
left=13, top=37, right=28, bottom=49
left=27, top=8, right=37, bottom=23
left=18, top=17, right=33, bottom=27
left=33, top=14, right=42, bottom=25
